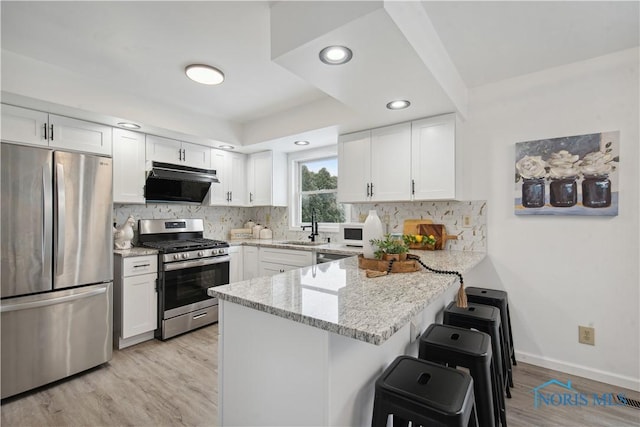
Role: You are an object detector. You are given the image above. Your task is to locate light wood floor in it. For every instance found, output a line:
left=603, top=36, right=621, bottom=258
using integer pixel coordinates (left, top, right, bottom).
left=2, top=323, right=639, bottom=427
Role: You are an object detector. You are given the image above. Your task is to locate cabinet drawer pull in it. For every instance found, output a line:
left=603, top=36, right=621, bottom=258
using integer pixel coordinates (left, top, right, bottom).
left=133, top=263, right=151, bottom=268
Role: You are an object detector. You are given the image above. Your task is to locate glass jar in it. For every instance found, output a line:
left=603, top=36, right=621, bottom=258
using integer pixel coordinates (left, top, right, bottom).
left=582, top=175, right=611, bottom=208
left=549, top=177, right=577, bottom=207
left=521, top=178, right=545, bottom=208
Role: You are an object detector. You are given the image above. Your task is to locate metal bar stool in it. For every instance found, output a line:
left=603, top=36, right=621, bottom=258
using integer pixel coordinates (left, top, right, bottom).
left=466, top=287, right=516, bottom=369
left=443, top=301, right=512, bottom=402
left=372, top=355, right=479, bottom=427
left=419, top=323, right=505, bottom=427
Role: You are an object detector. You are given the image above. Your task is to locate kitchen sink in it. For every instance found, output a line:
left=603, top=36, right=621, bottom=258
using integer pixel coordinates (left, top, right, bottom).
left=279, top=240, right=326, bottom=246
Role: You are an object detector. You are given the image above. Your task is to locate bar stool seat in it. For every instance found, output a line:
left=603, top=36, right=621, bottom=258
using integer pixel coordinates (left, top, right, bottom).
left=443, top=302, right=511, bottom=401
left=372, top=355, right=479, bottom=427
left=419, top=323, right=505, bottom=427
left=466, top=287, right=516, bottom=370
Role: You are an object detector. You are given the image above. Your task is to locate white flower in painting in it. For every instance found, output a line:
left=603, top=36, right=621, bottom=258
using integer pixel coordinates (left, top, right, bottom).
left=579, top=150, right=615, bottom=176
left=516, top=155, right=547, bottom=179
left=547, top=150, right=580, bottom=179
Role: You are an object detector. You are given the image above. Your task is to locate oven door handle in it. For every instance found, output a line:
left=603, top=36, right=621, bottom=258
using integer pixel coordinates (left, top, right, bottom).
left=164, top=255, right=230, bottom=271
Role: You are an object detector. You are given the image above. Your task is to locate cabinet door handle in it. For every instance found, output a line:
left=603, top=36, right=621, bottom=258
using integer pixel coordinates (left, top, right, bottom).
left=43, top=123, right=48, bottom=140
left=178, top=149, right=182, bottom=161
left=249, top=192, right=253, bottom=203
left=182, top=149, right=186, bottom=162
left=412, top=179, right=415, bottom=195
left=50, top=125, right=54, bottom=141
left=229, top=191, right=232, bottom=202
left=370, top=183, right=374, bottom=198
left=366, top=183, right=370, bottom=197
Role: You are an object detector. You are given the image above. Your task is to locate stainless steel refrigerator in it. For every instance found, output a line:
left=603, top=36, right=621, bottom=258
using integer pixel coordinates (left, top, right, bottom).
left=1, top=142, right=113, bottom=399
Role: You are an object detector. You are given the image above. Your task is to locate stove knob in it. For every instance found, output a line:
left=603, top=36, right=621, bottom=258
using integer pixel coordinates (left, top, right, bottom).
left=218, top=248, right=226, bottom=255
left=182, top=253, right=189, bottom=259
left=173, top=254, right=180, bottom=260
left=198, top=251, right=204, bottom=257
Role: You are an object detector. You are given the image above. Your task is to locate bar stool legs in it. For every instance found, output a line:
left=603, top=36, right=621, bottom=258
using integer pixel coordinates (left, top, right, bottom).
left=372, top=355, right=479, bottom=427
left=466, top=287, right=517, bottom=368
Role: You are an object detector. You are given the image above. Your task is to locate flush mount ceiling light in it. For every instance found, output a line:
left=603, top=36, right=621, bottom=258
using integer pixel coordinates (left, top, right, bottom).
left=319, top=46, right=353, bottom=65
left=386, top=100, right=411, bottom=110
left=219, top=144, right=235, bottom=150
left=294, top=140, right=310, bottom=146
left=117, top=122, right=140, bottom=129
left=185, top=64, right=225, bottom=85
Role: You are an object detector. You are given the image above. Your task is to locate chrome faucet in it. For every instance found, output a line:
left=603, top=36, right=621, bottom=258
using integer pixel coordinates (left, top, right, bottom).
left=301, top=210, right=319, bottom=242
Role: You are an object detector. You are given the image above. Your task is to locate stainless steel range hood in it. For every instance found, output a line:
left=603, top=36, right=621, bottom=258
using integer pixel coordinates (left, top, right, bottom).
left=145, top=162, right=219, bottom=203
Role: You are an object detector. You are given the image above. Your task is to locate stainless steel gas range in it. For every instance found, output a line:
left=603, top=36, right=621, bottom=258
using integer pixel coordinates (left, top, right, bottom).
left=138, top=219, right=229, bottom=340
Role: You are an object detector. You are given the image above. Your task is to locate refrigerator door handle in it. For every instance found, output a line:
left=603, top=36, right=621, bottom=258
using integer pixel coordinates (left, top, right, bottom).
left=55, top=162, right=66, bottom=275
left=42, top=164, right=53, bottom=274
left=0, top=285, right=108, bottom=313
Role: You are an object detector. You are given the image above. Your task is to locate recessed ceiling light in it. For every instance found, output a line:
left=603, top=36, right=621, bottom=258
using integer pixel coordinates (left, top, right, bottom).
left=219, top=144, right=235, bottom=150
left=117, top=122, right=140, bottom=129
left=185, top=64, right=225, bottom=85
left=386, top=100, right=411, bottom=110
left=319, top=46, right=353, bottom=65
left=294, top=140, right=310, bottom=146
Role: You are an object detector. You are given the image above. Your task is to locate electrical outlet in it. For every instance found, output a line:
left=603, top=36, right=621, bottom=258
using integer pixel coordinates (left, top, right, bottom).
left=383, top=214, right=390, bottom=224
left=265, top=213, right=271, bottom=224
left=579, top=326, right=595, bottom=345
left=462, top=215, right=473, bottom=228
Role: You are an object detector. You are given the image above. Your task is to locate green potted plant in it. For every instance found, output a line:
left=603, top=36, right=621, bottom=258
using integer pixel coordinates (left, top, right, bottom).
left=369, top=234, right=409, bottom=261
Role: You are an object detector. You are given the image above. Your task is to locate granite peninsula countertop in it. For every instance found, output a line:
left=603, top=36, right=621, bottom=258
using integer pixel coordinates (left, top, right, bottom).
left=209, top=250, right=485, bottom=345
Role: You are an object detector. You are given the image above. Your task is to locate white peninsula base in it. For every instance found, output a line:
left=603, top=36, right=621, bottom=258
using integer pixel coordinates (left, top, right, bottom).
left=217, top=282, right=460, bottom=426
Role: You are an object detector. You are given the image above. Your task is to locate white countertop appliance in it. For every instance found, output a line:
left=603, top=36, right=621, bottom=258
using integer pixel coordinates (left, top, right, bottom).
left=339, top=222, right=365, bottom=247
left=138, top=218, right=229, bottom=340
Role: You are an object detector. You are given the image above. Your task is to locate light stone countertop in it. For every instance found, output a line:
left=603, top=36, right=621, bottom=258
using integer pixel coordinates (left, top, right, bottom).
left=113, top=247, right=159, bottom=257
left=209, top=250, right=486, bottom=345
left=228, top=239, right=362, bottom=256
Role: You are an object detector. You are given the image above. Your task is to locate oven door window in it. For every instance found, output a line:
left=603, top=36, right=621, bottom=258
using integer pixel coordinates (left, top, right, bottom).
left=163, top=261, right=229, bottom=311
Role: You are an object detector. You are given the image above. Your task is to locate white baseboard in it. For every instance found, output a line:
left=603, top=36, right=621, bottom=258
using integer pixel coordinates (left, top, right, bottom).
left=516, top=350, right=640, bottom=392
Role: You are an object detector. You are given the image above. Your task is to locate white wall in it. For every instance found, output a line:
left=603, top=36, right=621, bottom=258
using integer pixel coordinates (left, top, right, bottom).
left=461, top=48, right=639, bottom=390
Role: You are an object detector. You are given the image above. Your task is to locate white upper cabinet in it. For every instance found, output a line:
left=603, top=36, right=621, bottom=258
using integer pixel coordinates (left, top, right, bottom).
left=411, top=114, right=456, bottom=200
left=338, top=130, right=371, bottom=203
left=1, top=104, right=49, bottom=147
left=338, top=114, right=458, bottom=203
left=48, top=115, right=112, bottom=156
left=246, top=151, right=287, bottom=207
left=1, top=105, right=112, bottom=156
left=113, top=128, right=146, bottom=204
left=209, top=149, right=246, bottom=206
left=146, top=135, right=211, bottom=169
left=370, top=123, right=412, bottom=201
left=338, top=123, right=411, bottom=202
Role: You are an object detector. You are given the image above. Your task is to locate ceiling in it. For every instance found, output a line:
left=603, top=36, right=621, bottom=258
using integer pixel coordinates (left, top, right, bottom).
left=1, top=1, right=638, bottom=153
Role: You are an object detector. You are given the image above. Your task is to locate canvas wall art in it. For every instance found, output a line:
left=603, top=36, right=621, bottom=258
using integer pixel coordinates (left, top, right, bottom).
left=514, top=131, right=619, bottom=216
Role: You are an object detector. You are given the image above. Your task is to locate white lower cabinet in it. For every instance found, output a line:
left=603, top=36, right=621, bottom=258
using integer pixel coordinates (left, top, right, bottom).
left=229, top=246, right=243, bottom=283
left=243, top=246, right=260, bottom=280
left=259, top=247, right=313, bottom=276
left=114, top=254, right=158, bottom=349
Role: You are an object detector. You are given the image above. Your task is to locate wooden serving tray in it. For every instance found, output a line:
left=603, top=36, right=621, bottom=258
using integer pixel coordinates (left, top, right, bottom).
left=418, top=224, right=458, bottom=250
left=358, top=255, right=420, bottom=273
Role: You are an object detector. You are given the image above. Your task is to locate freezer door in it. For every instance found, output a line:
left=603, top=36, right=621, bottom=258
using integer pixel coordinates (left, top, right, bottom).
left=54, top=151, right=113, bottom=289
left=1, top=143, right=53, bottom=298
left=1, top=282, right=113, bottom=399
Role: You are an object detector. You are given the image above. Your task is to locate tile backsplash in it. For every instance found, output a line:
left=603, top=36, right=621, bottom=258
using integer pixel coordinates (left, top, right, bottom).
left=114, top=200, right=487, bottom=252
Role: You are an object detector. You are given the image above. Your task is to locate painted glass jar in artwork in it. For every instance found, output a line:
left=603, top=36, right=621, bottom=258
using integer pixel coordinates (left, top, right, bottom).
left=521, top=178, right=545, bottom=208
left=582, top=175, right=611, bottom=208
left=549, top=177, right=577, bottom=207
